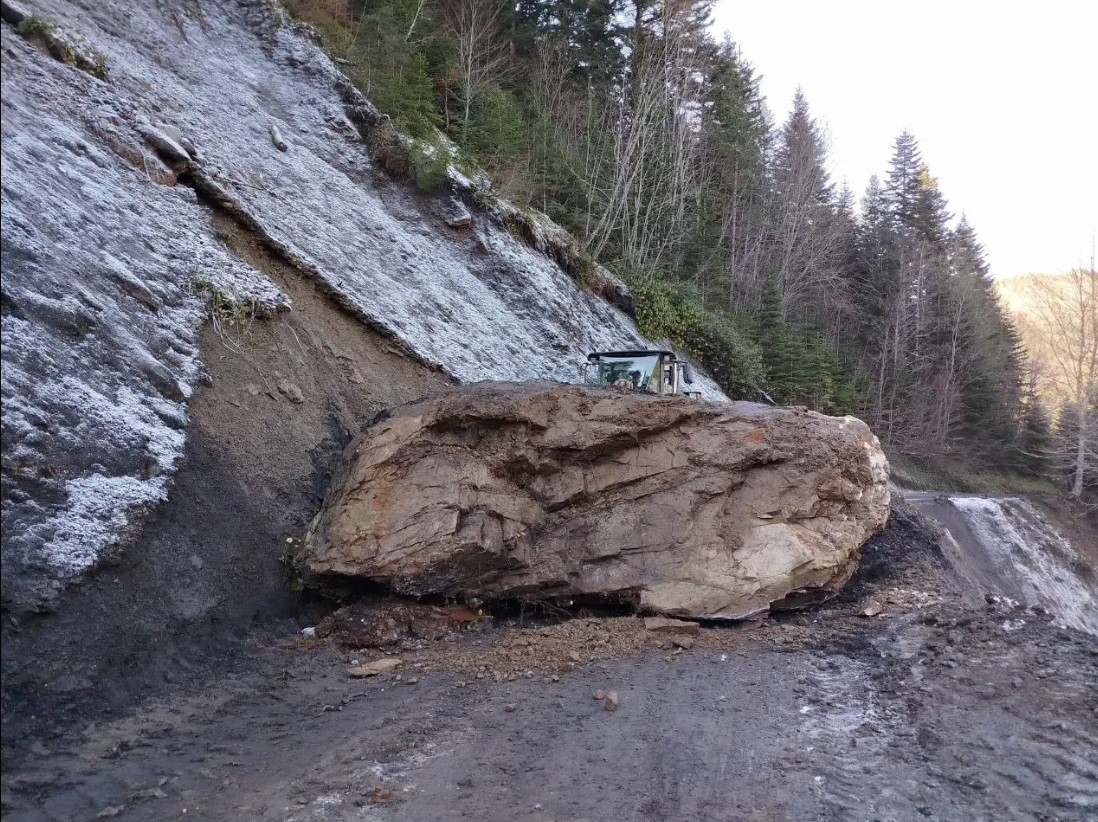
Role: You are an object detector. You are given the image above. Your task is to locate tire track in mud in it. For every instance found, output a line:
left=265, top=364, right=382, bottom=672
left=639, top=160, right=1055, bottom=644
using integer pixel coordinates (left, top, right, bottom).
left=796, top=659, right=899, bottom=818
left=813, top=607, right=1098, bottom=821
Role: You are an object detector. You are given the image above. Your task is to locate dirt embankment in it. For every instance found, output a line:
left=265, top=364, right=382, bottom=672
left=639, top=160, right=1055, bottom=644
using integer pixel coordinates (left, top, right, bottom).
left=0, top=205, right=452, bottom=753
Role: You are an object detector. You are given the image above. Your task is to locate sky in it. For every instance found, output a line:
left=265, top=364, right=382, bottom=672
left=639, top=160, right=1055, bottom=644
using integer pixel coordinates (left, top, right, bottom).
left=710, top=0, right=1097, bottom=278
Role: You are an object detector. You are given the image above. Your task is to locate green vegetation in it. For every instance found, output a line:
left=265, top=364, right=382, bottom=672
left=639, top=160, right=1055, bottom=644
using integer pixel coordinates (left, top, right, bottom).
left=192, top=275, right=260, bottom=332
left=17, top=14, right=109, bottom=80
left=889, top=454, right=1058, bottom=497
left=407, top=139, right=451, bottom=190
left=90, top=51, right=108, bottom=80
left=629, top=275, right=764, bottom=400
left=283, top=0, right=1061, bottom=491
left=17, top=15, right=57, bottom=37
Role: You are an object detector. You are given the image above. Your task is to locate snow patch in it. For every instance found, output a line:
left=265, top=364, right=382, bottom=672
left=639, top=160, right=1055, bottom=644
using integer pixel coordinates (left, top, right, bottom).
left=41, top=474, right=169, bottom=577
left=949, top=497, right=1098, bottom=635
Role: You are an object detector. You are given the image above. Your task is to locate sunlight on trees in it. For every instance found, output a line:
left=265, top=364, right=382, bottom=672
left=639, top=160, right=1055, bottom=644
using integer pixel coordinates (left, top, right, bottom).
left=284, top=0, right=1079, bottom=493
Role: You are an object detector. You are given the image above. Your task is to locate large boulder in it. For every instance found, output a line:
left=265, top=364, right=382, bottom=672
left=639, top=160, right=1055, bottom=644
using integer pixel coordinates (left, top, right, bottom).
left=302, top=382, right=890, bottom=618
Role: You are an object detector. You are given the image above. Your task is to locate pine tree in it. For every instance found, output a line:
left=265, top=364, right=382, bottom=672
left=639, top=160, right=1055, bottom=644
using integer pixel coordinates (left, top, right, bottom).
left=1013, top=373, right=1054, bottom=477
left=948, top=218, right=1027, bottom=463
left=885, top=130, right=922, bottom=227
left=344, top=0, right=443, bottom=137
left=852, top=175, right=904, bottom=439
left=774, top=89, right=833, bottom=205
left=698, top=37, right=770, bottom=310
left=911, top=165, right=951, bottom=247
left=770, top=89, right=845, bottom=316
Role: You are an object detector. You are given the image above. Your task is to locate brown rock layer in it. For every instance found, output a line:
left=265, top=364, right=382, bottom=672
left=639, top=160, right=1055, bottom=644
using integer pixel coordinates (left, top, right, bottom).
left=303, top=382, right=890, bottom=618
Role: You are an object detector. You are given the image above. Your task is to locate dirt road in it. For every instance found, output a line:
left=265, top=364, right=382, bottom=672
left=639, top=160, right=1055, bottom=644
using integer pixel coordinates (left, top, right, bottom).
left=3, top=507, right=1096, bottom=821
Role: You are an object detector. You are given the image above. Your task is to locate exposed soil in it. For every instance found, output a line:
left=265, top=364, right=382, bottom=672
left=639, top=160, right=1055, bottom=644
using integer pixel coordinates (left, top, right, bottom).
left=2, top=505, right=1096, bottom=821
left=0, top=207, right=452, bottom=752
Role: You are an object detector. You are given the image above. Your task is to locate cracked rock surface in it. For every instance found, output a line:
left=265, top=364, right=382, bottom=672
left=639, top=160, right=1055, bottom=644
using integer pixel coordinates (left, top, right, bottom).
left=303, top=383, right=890, bottom=617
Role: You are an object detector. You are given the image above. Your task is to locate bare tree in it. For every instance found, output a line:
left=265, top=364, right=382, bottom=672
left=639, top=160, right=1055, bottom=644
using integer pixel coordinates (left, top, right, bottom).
left=439, top=0, right=510, bottom=134
left=582, top=16, right=708, bottom=277
left=1020, top=266, right=1098, bottom=499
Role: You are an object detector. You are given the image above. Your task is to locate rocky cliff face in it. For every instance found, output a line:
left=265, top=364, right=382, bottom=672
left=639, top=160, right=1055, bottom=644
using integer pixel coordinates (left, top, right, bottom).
left=0, top=0, right=721, bottom=614
left=303, top=383, right=891, bottom=618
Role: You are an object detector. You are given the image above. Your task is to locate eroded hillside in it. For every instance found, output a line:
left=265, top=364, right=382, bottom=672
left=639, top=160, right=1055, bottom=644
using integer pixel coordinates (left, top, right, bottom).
left=1, top=0, right=728, bottom=613
left=0, top=0, right=727, bottom=743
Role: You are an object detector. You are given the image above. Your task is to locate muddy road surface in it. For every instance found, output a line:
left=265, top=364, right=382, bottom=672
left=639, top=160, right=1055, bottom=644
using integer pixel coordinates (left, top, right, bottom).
left=2, top=505, right=1096, bottom=821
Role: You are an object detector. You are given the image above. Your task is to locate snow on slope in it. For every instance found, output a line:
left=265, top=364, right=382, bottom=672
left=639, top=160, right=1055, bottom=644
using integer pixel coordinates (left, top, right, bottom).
left=0, top=0, right=724, bottom=609
left=908, top=491, right=1098, bottom=636
left=947, top=497, right=1097, bottom=635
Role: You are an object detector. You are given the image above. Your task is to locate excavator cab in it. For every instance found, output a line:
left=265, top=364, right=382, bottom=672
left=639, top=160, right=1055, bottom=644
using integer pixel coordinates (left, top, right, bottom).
left=584, top=350, right=700, bottom=397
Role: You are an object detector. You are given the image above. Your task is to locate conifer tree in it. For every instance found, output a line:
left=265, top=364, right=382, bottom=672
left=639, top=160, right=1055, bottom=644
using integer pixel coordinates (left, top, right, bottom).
left=290, top=0, right=1049, bottom=480
left=885, top=131, right=922, bottom=227
left=770, top=90, right=846, bottom=317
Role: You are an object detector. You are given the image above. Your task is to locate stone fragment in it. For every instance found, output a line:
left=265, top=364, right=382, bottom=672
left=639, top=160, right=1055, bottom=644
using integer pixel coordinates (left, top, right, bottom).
left=318, top=600, right=478, bottom=648
left=270, top=123, right=289, bottom=152
left=367, top=787, right=393, bottom=803
left=143, top=128, right=191, bottom=165
left=131, top=787, right=168, bottom=801
left=671, top=635, right=695, bottom=650
left=178, top=136, right=200, bottom=159
left=604, top=691, right=620, bottom=712
left=443, top=198, right=473, bottom=228
left=347, top=657, right=402, bottom=677
left=276, top=379, right=304, bottom=404
left=644, top=617, right=701, bottom=635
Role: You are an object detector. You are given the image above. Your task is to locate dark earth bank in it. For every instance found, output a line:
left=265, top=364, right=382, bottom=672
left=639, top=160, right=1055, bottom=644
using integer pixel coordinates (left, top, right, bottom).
left=2, top=504, right=1096, bottom=822
left=0, top=209, right=452, bottom=754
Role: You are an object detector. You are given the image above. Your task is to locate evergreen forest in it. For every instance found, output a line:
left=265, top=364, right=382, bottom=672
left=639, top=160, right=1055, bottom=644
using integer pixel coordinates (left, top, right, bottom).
left=286, top=0, right=1091, bottom=495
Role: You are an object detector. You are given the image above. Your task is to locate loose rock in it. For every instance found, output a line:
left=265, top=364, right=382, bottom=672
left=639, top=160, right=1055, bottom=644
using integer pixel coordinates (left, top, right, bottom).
left=276, top=379, right=304, bottom=404
left=604, top=691, right=620, bottom=712
left=143, top=128, right=191, bottom=165
left=443, top=198, right=473, bottom=228
left=131, top=787, right=168, bottom=801
left=347, top=657, right=402, bottom=678
left=644, top=617, right=701, bottom=635
left=367, top=787, right=393, bottom=803
left=270, top=123, right=289, bottom=152
left=318, top=600, right=479, bottom=648
left=303, top=383, right=890, bottom=619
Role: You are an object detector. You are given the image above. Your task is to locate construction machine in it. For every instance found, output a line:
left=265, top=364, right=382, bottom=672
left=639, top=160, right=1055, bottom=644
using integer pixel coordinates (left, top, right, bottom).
left=583, top=350, right=701, bottom=398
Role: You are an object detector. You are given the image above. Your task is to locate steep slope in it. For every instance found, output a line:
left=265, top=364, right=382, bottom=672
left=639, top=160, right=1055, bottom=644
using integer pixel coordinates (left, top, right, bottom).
left=0, top=0, right=722, bottom=613
left=905, top=492, right=1098, bottom=635
left=0, top=0, right=723, bottom=741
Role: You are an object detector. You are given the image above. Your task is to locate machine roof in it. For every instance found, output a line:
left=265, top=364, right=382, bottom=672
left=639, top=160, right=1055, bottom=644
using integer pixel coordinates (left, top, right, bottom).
left=587, top=350, right=675, bottom=360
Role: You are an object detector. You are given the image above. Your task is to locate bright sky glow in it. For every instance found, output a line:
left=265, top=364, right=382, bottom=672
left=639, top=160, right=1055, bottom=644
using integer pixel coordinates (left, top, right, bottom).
left=711, top=0, right=1097, bottom=277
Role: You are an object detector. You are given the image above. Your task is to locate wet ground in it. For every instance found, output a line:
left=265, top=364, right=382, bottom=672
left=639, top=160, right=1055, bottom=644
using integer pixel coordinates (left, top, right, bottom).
left=2, top=505, right=1097, bottom=821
